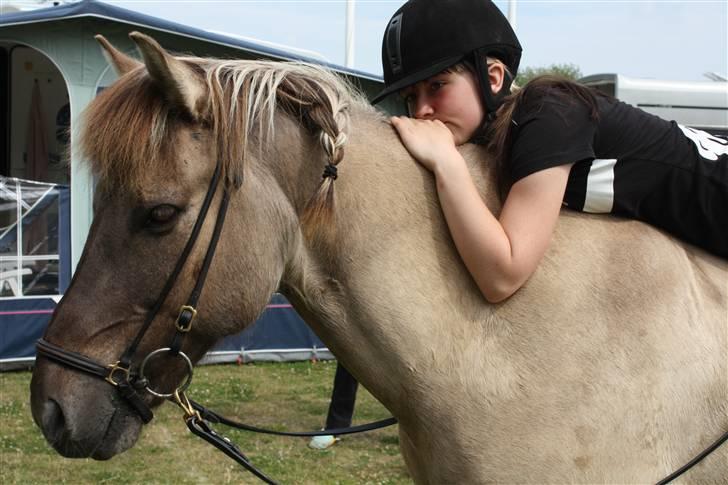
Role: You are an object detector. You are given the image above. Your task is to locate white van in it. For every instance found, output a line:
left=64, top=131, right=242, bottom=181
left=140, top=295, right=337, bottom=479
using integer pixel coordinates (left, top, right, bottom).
left=580, top=73, right=728, bottom=137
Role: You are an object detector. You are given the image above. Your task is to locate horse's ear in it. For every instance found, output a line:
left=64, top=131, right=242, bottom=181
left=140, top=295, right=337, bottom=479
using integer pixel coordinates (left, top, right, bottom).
left=128, top=31, right=208, bottom=120
left=95, top=35, right=142, bottom=76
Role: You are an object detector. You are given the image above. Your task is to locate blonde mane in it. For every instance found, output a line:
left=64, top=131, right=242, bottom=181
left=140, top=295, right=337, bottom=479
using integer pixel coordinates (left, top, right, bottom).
left=80, top=57, right=373, bottom=193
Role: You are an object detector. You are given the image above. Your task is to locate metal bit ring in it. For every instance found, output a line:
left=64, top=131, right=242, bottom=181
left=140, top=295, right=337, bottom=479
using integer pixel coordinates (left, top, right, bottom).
left=139, top=348, right=194, bottom=398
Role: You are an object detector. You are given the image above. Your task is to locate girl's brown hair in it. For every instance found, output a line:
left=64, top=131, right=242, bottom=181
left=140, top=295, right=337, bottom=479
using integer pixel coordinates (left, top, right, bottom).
left=486, top=75, right=602, bottom=200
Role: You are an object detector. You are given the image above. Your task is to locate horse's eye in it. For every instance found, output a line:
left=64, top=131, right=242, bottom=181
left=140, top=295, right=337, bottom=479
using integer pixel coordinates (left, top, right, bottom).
left=148, top=205, right=178, bottom=224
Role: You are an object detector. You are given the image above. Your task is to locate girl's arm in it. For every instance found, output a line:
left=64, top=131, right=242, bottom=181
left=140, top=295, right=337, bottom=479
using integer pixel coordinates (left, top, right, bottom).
left=392, top=116, right=570, bottom=303
left=437, top=156, right=570, bottom=302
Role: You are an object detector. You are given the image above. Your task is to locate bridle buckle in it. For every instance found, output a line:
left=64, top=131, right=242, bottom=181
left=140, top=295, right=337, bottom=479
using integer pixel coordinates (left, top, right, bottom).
left=105, top=361, right=131, bottom=386
left=176, top=305, right=197, bottom=333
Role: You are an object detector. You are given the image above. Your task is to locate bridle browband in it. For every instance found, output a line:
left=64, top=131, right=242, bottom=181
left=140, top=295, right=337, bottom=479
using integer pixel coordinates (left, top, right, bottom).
left=34, top=161, right=396, bottom=484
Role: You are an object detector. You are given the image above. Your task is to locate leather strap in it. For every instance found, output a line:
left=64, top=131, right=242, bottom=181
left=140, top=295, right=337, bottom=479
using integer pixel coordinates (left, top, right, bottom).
left=36, top=339, right=109, bottom=380
left=186, top=415, right=278, bottom=484
left=34, top=162, right=225, bottom=426
left=170, top=189, right=231, bottom=356
left=119, top=162, right=223, bottom=367
left=190, top=399, right=397, bottom=437
left=656, top=429, right=728, bottom=484
left=36, top=339, right=154, bottom=423
left=117, top=381, right=154, bottom=423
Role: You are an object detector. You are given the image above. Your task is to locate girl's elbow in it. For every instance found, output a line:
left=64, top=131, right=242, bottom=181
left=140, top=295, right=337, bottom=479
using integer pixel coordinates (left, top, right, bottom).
left=479, top=279, right=522, bottom=303
left=472, top=258, right=533, bottom=303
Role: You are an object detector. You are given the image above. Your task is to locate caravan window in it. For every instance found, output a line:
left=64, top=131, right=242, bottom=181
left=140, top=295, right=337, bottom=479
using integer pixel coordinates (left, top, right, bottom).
left=0, top=177, right=70, bottom=298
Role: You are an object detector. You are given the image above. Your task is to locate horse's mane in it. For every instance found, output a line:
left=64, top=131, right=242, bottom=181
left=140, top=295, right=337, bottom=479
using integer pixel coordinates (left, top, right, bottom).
left=80, top=56, right=376, bottom=194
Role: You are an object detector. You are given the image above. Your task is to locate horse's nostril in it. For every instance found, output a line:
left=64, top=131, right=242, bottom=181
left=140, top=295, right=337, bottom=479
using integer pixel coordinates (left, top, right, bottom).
left=42, top=399, right=67, bottom=441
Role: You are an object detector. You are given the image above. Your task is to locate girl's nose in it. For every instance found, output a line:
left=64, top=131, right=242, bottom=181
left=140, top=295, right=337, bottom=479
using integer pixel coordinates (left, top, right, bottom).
left=412, top=99, right=434, bottom=119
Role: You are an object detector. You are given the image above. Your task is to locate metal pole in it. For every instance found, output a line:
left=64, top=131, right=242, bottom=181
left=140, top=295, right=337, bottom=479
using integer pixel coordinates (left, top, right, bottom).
left=507, top=0, right=517, bottom=31
left=345, top=0, right=355, bottom=68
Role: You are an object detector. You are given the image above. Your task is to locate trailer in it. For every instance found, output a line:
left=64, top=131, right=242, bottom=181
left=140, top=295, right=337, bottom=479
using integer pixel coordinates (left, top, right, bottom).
left=580, top=73, right=728, bottom=137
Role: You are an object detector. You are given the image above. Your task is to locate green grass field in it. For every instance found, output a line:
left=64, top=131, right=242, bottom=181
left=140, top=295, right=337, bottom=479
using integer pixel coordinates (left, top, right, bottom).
left=0, top=360, right=411, bottom=484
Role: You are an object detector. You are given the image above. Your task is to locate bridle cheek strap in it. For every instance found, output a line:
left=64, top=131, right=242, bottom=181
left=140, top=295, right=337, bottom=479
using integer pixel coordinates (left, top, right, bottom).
left=118, top=161, right=224, bottom=367
left=35, top=161, right=225, bottom=425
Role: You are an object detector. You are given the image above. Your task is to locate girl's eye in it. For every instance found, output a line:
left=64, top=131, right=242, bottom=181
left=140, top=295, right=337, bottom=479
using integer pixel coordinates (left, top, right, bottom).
left=148, top=205, right=178, bottom=224
left=430, top=81, right=445, bottom=91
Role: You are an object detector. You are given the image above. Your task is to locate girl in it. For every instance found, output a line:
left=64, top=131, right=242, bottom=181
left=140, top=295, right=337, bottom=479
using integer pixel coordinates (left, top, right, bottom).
left=372, top=0, right=728, bottom=303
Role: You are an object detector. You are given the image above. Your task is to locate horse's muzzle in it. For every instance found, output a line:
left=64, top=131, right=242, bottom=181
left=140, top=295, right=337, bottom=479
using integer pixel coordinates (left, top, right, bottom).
left=30, top=361, right=143, bottom=460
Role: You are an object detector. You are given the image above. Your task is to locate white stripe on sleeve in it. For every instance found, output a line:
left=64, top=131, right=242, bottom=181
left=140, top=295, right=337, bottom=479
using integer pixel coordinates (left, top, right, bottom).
left=583, top=158, right=616, bottom=213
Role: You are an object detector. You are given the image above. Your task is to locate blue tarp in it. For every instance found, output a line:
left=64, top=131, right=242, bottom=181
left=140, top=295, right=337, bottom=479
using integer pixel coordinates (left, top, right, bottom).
left=0, top=294, right=329, bottom=369
left=0, top=177, right=328, bottom=369
left=0, top=297, right=55, bottom=368
left=204, top=294, right=331, bottom=364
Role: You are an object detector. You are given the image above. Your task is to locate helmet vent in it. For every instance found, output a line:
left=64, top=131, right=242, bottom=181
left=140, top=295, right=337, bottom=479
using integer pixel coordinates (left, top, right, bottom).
left=386, top=12, right=404, bottom=75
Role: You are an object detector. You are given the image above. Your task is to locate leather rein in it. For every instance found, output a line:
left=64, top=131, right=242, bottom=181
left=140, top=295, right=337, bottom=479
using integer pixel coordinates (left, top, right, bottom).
left=33, top=161, right=724, bottom=484
left=34, top=161, right=395, bottom=484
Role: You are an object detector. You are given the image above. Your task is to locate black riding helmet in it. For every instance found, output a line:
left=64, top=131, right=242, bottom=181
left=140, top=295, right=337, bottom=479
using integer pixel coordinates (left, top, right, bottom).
left=371, top=0, right=522, bottom=123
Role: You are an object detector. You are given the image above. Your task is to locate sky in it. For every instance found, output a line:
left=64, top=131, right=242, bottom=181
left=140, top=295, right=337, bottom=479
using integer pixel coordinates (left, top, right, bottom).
left=96, top=1, right=728, bottom=82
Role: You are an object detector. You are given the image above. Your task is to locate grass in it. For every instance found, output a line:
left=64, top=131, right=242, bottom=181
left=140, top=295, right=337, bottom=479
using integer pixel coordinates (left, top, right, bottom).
left=0, top=360, right=411, bottom=484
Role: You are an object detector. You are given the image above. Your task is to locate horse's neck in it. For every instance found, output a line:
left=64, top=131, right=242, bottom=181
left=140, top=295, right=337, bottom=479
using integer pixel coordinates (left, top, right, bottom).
left=281, top=107, right=502, bottom=414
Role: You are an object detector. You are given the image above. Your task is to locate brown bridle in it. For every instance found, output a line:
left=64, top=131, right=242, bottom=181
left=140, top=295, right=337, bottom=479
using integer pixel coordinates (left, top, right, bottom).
left=36, top=160, right=229, bottom=423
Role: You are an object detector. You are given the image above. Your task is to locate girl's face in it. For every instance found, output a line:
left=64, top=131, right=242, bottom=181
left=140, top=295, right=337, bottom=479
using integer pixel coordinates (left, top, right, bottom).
left=400, top=69, right=485, bottom=145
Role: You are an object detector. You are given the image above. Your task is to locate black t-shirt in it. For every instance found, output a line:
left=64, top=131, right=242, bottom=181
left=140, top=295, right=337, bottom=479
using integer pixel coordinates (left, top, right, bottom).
left=508, top=90, right=728, bottom=258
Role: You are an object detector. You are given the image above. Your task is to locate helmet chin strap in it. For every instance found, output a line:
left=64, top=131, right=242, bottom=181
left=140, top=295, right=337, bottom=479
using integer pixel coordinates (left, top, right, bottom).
left=470, top=49, right=514, bottom=143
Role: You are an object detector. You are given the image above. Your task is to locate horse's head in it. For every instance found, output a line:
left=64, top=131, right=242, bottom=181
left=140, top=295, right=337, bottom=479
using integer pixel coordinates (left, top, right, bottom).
left=30, top=32, right=358, bottom=459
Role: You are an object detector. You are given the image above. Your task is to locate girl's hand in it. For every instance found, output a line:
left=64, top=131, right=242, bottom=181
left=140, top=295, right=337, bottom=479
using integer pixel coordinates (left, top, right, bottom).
left=390, top=116, right=461, bottom=173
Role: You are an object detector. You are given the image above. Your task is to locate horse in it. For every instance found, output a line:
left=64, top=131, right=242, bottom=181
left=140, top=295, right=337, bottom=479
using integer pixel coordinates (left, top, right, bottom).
left=30, top=32, right=727, bottom=483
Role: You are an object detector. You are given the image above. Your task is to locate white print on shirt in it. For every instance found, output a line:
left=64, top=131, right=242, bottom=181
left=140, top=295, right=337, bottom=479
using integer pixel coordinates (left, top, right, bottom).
left=678, top=125, right=728, bottom=161
left=583, top=158, right=616, bottom=213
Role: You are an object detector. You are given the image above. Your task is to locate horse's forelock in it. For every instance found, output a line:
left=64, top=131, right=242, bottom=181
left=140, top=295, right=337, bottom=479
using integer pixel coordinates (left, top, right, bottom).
left=81, top=54, right=370, bottom=213
left=80, top=68, right=184, bottom=192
